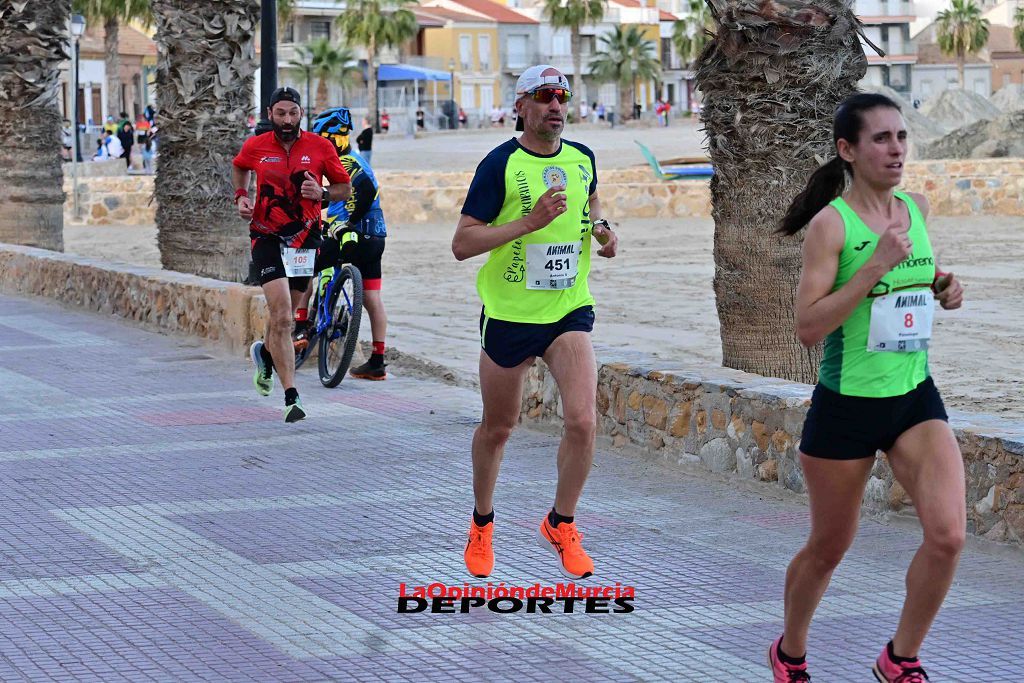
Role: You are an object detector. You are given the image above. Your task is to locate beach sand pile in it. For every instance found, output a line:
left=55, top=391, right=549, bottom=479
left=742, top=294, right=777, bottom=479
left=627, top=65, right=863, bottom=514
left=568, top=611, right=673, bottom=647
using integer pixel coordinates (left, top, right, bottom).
left=921, top=88, right=1002, bottom=133
left=918, top=110, right=1024, bottom=159
left=991, top=83, right=1024, bottom=113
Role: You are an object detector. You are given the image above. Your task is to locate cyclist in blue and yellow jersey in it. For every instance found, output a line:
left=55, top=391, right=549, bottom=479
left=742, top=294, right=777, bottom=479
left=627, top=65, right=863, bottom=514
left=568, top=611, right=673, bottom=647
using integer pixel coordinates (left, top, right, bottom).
left=768, top=93, right=966, bottom=683
left=452, top=65, right=619, bottom=581
left=294, top=106, right=391, bottom=380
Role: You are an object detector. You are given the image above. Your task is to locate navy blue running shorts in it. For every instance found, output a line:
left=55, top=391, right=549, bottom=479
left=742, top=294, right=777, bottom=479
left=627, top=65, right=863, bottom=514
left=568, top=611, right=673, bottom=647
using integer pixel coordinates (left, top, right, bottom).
left=479, top=305, right=595, bottom=369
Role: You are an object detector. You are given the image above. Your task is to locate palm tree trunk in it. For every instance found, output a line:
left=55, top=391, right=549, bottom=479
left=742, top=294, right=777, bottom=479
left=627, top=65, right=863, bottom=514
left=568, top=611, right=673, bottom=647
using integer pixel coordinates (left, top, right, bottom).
left=618, top=82, right=630, bottom=124
left=105, top=16, right=122, bottom=118
left=571, top=26, right=583, bottom=120
left=316, top=76, right=328, bottom=112
left=151, top=0, right=259, bottom=282
left=957, top=51, right=965, bottom=89
left=695, top=0, right=870, bottom=383
left=0, top=0, right=68, bottom=251
left=369, top=37, right=379, bottom=133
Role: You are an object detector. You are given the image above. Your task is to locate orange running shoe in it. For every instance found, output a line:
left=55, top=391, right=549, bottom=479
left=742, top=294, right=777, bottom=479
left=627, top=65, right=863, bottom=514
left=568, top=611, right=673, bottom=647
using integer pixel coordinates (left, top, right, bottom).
left=464, top=519, right=494, bottom=578
left=538, top=516, right=595, bottom=579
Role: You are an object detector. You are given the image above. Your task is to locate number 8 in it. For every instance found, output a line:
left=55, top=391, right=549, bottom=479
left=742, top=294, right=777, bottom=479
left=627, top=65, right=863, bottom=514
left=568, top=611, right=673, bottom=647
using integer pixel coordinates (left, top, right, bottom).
left=904, top=313, right=914, bottom=328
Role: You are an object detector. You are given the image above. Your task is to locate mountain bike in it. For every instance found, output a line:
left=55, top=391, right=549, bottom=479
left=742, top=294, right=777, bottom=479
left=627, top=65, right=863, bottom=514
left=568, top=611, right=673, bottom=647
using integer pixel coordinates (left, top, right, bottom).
left=294, top=263, right=363, bottom=387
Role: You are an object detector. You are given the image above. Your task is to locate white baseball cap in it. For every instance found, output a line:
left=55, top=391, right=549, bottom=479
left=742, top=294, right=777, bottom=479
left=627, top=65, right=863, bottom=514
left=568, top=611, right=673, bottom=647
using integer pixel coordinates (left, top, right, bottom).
left=515, top=65, right=571, bottom=101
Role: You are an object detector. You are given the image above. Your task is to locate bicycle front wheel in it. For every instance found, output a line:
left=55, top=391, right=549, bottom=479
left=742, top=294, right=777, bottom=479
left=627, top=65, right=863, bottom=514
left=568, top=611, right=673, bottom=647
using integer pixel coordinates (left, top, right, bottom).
left=318, top=264, right=363, bottom=387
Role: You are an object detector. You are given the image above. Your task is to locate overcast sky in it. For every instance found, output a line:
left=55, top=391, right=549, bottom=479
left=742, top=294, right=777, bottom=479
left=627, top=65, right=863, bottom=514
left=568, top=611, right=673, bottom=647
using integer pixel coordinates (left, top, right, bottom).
left=911, top=0, right=947, bottom=35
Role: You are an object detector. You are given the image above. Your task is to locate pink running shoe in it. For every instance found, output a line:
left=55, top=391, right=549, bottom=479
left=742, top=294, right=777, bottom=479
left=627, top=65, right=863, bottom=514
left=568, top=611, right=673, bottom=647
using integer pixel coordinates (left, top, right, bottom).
left=872, top=642, right=930, bottom=682
left=768, top=635, right=811, bottom=682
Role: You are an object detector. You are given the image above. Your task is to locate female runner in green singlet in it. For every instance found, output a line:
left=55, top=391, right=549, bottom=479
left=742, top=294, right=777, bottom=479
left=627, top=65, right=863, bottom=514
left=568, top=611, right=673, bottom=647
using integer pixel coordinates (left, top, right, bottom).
left=766, top=93, right=966, bottom=683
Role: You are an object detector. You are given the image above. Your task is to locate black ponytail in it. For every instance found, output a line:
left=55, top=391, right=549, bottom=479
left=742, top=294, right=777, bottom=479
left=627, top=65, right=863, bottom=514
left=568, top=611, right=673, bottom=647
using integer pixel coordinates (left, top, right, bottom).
left=777, top=157, right=848, bottom=236
left=778, top=92, right=903, bottom=236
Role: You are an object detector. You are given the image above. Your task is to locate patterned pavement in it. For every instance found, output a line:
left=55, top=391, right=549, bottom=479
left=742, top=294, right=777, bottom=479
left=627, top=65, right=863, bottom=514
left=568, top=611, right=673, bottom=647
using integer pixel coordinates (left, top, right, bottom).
left=0, top=293, right=1022, bottom=682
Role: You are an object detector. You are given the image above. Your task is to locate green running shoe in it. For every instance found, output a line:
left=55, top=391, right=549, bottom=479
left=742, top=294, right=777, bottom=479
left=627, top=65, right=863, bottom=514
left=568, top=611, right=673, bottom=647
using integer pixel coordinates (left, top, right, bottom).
left=284, top=398, right=306, bottom=423
left=250, top=341, right=274, bottom=397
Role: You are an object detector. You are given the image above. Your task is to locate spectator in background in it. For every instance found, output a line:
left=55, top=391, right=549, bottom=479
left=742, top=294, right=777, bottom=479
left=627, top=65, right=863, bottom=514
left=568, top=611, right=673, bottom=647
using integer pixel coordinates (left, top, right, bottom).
left=61, top=120, right=73, bottom=161
left=596, top=102, right=605, bottom=121
left=356, top=117, right=374, bottom=165
left=458, top=107, right=467, bottom=128
left=416, top=108, right=425, bottom=129
left=579, top=100, right=589, bottom=123
left=381, top=109, right=390, bottom=133
left=117, top=112, right=134, bottom=168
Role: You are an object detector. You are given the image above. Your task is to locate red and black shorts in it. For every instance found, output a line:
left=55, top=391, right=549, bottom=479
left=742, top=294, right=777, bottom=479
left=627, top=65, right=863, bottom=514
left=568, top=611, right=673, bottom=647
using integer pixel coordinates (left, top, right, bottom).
left=250, top=232, right=321, bottom=290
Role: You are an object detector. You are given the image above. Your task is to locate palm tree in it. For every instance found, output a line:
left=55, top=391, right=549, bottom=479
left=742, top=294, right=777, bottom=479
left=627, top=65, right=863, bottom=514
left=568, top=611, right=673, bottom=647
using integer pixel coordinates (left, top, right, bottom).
left=936, top=0, right=990, bottom=89
left=289, top=38, right=362, bottom=112
left=694, top=0, right=872, bottom=383
left=1013, top=5, right=1023, bottom=53
left=150, top=0, right=259, bottom=281
left=0, top=0, right=68, bottom=251
left=335, top=0, right=418, bottom=133
left=589, top=25, right=660, bottom=121
left=542, top=0, right=607, bottom=119
left=672, top=0, right=714, bottom=67
left=73, top=0, right=153, bottom=120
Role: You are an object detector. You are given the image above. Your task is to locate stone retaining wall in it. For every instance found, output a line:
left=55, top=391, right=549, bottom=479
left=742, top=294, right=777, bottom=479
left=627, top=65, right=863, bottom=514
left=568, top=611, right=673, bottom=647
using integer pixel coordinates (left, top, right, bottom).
left=0, top=245, right=268, bottom=353
left=4, top=243, right=1023, bottom=546
left=62, top=158, right=1024, bottom=226
left=522, top=349, right=1024, bottom=546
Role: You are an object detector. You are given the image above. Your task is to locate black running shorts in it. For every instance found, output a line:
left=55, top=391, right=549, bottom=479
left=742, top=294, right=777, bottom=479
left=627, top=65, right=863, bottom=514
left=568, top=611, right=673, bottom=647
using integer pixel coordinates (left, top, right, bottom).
left=315, top=234, right=386, bottom=282
left=479, top=305, right=595, bottom=369
left=799, top=376, right=948, bottom=460
left=251, top=233, right=320, bottom=290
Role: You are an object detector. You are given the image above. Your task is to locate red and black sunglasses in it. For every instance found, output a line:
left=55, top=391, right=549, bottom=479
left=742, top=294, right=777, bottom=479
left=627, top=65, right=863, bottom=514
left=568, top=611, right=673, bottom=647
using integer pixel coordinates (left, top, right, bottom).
left=528, top=87, right=573, bottom=104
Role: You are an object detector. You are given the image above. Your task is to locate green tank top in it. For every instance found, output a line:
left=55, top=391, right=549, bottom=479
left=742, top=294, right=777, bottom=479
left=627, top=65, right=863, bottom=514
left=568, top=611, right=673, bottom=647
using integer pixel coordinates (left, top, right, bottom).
left=818, top=192, right=936, bottom=397
left=466, top=139, right=597, bottom=323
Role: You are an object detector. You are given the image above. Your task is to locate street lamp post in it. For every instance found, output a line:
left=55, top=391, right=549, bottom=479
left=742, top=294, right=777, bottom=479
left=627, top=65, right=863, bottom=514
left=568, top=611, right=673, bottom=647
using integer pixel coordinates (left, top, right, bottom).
left=303, top=52, right=313, bottom=130
left=70, top=13, right=86, bottom=220
left=448, top=58, right=456, bottom=130
left=255, top=0, right=278, bottom=135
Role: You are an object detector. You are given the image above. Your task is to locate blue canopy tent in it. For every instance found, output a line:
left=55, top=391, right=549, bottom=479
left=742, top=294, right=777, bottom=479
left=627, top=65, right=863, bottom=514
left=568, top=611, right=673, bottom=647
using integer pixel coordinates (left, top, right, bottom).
left=376, top=64, right=452, bottom=127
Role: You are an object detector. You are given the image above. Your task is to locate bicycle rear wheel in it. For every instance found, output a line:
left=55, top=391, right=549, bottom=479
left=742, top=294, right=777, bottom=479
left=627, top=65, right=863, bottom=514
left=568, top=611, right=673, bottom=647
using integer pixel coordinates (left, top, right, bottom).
left=318, top=264, right=363, bottom=387
left=294, top=288, right=318, bottom=370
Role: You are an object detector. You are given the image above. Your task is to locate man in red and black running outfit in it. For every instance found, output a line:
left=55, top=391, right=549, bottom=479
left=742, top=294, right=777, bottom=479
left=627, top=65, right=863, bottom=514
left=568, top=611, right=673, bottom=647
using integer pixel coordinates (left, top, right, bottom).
left=232, top=87, right=351, bottom=423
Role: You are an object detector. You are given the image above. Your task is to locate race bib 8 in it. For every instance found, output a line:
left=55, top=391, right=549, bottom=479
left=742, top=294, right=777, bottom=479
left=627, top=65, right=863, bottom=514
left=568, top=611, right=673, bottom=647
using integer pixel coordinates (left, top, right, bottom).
left=281, top=246, right=315, bottom=277
left=867, top=289, right=934, bottom=352
left=526, top=242, right=579, bottom=290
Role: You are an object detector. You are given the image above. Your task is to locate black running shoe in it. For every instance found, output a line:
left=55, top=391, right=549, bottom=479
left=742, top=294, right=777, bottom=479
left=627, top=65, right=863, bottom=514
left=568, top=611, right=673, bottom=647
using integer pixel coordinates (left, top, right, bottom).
left=349, top=360, right=387, bottom=380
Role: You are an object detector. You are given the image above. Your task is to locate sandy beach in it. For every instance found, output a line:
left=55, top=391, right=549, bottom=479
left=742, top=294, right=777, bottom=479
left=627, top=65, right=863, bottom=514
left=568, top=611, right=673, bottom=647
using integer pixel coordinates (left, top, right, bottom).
left=65, top=213, right=1024, bottom=421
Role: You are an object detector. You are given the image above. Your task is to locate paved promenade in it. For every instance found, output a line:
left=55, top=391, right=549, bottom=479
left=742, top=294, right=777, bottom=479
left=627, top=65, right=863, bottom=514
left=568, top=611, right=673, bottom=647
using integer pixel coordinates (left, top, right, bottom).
left=1, top=293, right=1022, bottom=682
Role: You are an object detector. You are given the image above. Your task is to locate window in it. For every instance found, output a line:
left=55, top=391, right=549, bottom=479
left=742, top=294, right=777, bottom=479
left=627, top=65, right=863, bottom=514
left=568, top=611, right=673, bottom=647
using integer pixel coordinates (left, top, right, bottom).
left=478, top=35, right=491, bottom=71
left=507, top=35, right=528, bottom=68
left=661, top=37, right=672, bottom=65
left=461, top=85, right=476, bottom=109
left=581, top=35, right=595, bottom=55
left=310, top=20, right=331, bottom=40
left=479, top=84, right=494, bottom=108
left=552, top=31, right=570, bottom=57
left=282, top=22, right=295, bottom=43
left=460, top=34, right=473, bottom=70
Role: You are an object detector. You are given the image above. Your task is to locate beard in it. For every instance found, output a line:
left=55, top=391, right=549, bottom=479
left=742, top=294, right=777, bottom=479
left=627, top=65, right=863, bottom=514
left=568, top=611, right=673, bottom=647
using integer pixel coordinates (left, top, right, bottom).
left=273, top=122, right=298, bottom=142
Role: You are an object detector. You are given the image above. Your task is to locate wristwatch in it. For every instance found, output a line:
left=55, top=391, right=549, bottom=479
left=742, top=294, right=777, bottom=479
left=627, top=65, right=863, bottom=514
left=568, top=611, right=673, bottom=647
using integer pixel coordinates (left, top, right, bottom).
left=592, top=218, right=612, bottom=231
left=321, top=187, right=329, bottom=202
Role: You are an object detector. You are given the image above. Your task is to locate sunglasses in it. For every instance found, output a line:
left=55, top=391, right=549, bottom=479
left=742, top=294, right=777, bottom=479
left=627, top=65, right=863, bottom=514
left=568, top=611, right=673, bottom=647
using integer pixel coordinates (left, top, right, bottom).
left=529, top=87, right=572, bottom=104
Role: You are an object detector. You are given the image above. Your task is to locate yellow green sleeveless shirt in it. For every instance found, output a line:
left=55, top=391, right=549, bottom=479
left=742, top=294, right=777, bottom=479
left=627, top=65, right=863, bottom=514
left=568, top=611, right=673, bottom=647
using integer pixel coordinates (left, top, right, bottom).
left=461, top=138, right=598, bottom=324
left=819, top=192, right=936, bottom=397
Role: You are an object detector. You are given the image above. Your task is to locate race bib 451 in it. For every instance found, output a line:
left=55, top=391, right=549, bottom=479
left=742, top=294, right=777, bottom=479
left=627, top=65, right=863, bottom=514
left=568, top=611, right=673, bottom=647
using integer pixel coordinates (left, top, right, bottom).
left=526, top=242, right=579, bottom=290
